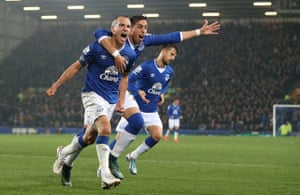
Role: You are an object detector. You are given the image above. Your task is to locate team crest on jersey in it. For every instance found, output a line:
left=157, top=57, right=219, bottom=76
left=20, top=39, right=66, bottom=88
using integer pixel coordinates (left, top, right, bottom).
left=133, top=66, right=142, bottom=74
left=173, top=109, right=179, bottom=115
left=150, top=73, right=155, bottom=77
left=123, top=55, right=129, bottom=66
left=137, top=43, right=145, bottom=51
left=99, top=65, right=119, bottom=83
left=148, top=82, right=162, bottom=95
left=165, top=74, right=170, bottom=81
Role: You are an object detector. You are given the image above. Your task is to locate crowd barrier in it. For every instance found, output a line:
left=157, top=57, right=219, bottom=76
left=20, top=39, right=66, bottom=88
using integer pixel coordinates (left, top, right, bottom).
left=0, top=126, right=275, bottom=136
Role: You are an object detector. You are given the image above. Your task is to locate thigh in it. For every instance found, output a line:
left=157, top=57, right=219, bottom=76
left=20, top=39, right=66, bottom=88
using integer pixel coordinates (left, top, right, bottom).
left=174, top=119, right=180, bottom=128
left=115, top=116, right=128, bottom=132
left=143, top=112, right=163, bottom=139
left=168, top=119, right=176, bottom=129
left=142, top=112, right=162, bottom=128
left=124, top=91, right=139, bottom=110
left=81, top=91, right=116, bottom=126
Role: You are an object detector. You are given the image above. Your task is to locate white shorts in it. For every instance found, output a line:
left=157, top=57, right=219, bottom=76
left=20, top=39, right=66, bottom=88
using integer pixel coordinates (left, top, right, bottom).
left=123, top=91, right=139, bottom=109
left=168, top=118, right=180, bottom=129
left=81, top=91, right=116, bottom=126
left=115, top=112, right=162, bottom=132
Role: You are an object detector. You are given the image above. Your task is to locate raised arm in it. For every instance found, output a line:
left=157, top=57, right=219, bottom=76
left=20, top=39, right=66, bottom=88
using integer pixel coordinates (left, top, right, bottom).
left=181, top=19, right=221, bottom=41
left=143, top=19, right=221, bottom=46
left=46, top=60, right=83, bottom=97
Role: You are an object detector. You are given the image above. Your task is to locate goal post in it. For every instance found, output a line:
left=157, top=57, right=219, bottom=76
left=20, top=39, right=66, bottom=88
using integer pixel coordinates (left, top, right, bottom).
left=272, top=104, right=299, bottom=137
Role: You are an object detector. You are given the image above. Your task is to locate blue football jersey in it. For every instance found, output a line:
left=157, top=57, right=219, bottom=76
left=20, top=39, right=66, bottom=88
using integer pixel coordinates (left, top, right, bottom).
left=128, top=59, right=173, bottom=112
left=79, top=40, right=136, bottom=104
left=94, top=29, right=181, bottom=58
left=167, top=103, right=181, bottom=119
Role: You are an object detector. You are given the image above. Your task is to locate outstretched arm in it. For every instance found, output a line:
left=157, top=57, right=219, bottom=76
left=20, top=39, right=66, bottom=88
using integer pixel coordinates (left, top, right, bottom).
left=181, top=19, right=221, bottom=40
left=46, top=60, right=83, bottom=97
left=143, top=19, right=221, bottom=46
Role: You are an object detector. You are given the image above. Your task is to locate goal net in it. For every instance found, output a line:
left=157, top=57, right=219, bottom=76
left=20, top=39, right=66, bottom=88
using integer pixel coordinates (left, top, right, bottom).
left=272, top=104, right=300, bottom=137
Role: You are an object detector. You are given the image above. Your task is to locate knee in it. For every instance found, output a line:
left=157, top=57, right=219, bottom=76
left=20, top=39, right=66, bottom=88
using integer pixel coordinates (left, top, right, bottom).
left=94, top=117, right=111, bottom=136
left=130, top=113, right=144, bottom=129
left=151, top=131, right=162, bottom=141
left=99, top=126, right=111, bottom=136
left=82, top=127, right=98, bottom=145
left=125, top=113, right=144, bottom=134
left=83, top=133, right=96, bottom=145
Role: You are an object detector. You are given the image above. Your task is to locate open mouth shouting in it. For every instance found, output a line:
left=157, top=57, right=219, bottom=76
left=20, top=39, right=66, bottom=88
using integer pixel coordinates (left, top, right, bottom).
left=138, top=34, right=145, bottom=41
left=120, top=32, right=128, bottom=42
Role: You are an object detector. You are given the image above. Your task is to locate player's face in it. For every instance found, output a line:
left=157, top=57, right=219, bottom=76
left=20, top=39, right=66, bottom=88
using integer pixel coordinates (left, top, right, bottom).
left=112, top=16, right=131, bottom=45
left=131, top=19, right=148, bottom=44
left=162, top=48, right=177, bottom=65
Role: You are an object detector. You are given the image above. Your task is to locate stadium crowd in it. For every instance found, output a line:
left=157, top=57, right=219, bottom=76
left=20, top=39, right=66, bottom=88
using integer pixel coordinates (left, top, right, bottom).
left=0, top=21, right=299, bottom=133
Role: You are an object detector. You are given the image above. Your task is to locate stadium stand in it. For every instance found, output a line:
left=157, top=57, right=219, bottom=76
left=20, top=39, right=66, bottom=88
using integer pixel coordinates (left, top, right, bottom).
left=0, top=21, right=299, bottom=134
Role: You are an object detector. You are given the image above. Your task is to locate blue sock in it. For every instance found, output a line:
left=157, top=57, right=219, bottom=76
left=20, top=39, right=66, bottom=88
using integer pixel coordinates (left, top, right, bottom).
left=78, top=134, right=88, bottom=147
left=96, top=135, right=110, bottom=145
left=76, top=127, right=86, bottom=137
left=145, top=136, right=159, bottom=148
left=77, top=127, right=90, bottom=147
left=109, top=139, right=117, bottom=149
left=125, top=113, right=144, bottom=135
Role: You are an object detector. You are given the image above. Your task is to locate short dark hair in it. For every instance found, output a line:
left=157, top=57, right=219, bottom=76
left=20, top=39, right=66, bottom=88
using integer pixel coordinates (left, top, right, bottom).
left=161, top=43, right=178, bottom=53
left=130, top=15, right=147, bottom=26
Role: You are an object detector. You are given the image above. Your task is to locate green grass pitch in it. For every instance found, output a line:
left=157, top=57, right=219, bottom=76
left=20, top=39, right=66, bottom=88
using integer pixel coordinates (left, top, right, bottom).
left=0, top=134, right=299, bottom=195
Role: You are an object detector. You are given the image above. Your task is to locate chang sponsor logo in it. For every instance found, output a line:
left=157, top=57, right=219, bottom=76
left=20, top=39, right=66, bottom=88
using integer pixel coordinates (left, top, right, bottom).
left=99, top=65, right=119, bottom=83
left=147, top=82, right=162, bottom=95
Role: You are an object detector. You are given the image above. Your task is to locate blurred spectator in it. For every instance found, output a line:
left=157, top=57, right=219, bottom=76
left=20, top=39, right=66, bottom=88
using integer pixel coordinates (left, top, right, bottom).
left=0, top=21, right=299, bottom=133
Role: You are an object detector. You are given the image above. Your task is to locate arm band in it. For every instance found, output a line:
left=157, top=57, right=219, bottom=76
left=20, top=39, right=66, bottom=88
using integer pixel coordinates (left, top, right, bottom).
left=112, top=50, right=119, bottom=58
